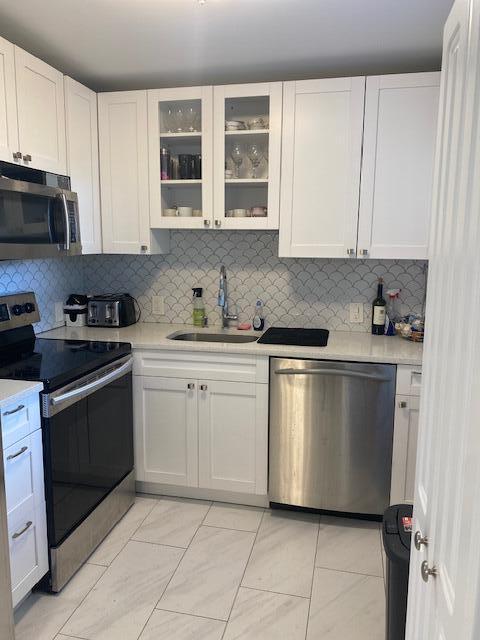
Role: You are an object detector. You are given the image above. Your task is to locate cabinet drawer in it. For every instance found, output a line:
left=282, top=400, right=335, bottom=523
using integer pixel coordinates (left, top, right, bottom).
left=4, top=430, right=45, bottom=514
left=396, top=365, right=423, bottom=396
left=1, top=391, right=41, bottom=449
left=8, top=496, right=48, bottom=607
left=134, top=350, right=268, bottom=383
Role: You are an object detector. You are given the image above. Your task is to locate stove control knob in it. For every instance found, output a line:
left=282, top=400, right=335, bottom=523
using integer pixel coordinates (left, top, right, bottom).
left=11, top=304, right=23, bottom=316
left=24, top=302, right=35, bottom=314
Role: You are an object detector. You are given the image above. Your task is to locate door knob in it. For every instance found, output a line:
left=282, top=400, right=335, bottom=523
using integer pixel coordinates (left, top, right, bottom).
left=421, top=560, right=437, bottom=582
left=22, top=154, right=32, bottom=162
left=187, top=383, right=195, bottom=390
left=414, top=531, right=428, bottom=551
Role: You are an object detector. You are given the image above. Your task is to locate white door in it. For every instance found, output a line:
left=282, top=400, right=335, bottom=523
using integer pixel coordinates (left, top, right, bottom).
left=65, top=77, right=102, bottom=254
left=14, top=46, right=66, bottom=173
left=198, top=380, right=267, bottom=495
left=279, top=77, right=365, bottom=258
left=358, top=72, right=440, bottom=260
left=407, top=0, right=480, bottom=638
left=0, top=36, right=18, bottom=163
left=134, top=376, right=198, bottom=487
left=148, top=85, right=214, bottom=230
left=98, top=90, right=152, bottom=254
left=213, top=82, right=282, bottom=230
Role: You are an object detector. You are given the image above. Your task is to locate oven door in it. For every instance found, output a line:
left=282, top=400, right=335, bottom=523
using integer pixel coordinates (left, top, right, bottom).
left=41, top=356, right=134, bottom=550
left=0, top=177, right=81, bottom=259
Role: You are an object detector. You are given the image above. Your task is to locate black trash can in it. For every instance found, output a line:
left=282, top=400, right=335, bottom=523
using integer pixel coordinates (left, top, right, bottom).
left=382, top=504, right=413, bottom=640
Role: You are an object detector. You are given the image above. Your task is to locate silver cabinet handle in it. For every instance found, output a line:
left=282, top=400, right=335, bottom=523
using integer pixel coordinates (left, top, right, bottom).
left=275, top=369, right=390, bottom=382
left=57, top=193, right=70, bottom=251
left=421, top=561, right=437, bottom=582
left=414, top=531, right=429, bottom=551
left=187, top=383, right=195, bottom=390
left=12, top=521, right=32, bottom=540
left=3, top=404, right=25, bottom=416
left=200, top=384, right=208, bottom=391
left=215, top=220, right=221, bottom=228
left=204, top=220, right=210, bottom=227
left=140, top=245, right=148, bottom=253
left=399, top=401, right=408, bottom=408
left=12, top=151, right=22, bottom=160
left=22, top=154, right=32, bottom=162
left=7, top=446, right=28, bottom=461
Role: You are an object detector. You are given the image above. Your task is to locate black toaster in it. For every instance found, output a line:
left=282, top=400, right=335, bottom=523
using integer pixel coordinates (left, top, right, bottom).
left=87, top=293, right=137, bottom=327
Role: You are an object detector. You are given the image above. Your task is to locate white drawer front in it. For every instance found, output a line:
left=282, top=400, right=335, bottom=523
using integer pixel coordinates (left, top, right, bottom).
left=1, top=391, right=41, bottom=449
left=396, top=365, right=423, bottom=396
left=4, top=430, right=45, bottom=514
left=134, top=350, right=268, bottom=383
left=8, top=496, right=48, bottom=607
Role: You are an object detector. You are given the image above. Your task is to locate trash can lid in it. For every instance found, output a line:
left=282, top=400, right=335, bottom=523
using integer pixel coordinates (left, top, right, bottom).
left=382, top=504, right=413, bottom=564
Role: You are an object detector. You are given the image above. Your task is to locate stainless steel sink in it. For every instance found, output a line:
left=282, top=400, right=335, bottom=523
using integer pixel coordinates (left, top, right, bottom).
left=168, top=332, right=258, bottom=344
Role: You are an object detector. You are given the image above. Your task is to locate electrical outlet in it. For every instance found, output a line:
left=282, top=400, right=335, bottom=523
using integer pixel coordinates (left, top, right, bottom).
left=349, top=303, right=364, bottom=324
left=55, top=302, right=64, bottom=324
left=152, top=295, right=165, bottom=316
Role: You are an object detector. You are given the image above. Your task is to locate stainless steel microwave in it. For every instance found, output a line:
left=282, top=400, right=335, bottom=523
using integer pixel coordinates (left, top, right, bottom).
left=0, top=161, right=81, bottom=260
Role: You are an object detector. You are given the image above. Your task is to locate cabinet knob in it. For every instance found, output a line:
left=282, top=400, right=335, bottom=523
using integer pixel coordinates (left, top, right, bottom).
left=204, top=220, right=210, bottom=227
left=399, top=401, right=408, bottom=409
left=12, top=151, right=22, bottom=160
left=200, top=384, right=208, bottom=391
left=215, top=220, right=221, bottom=228
left=140, top=245, right=148, bottom=253
left=347, top=248, right=355, bottom=256
left=22, top=154, right=32, bottom=162
left=361, top=249, right=369, bottom=257
left=187, top=383, right=195, bottom=390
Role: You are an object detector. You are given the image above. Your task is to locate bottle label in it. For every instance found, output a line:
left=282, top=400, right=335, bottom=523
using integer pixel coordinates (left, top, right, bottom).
left=373, top=307, right=386, bottom=326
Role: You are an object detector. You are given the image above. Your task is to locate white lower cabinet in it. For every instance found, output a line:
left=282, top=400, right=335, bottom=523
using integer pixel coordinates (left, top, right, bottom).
left=391, top=366, right=422, bottom=504
left=133, top=352, right=268, bottom=499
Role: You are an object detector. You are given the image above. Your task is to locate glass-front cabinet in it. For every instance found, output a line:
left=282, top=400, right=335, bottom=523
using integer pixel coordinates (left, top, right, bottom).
left=213, top=82, right=282, bottom=229
left=148, top=86, right=213, bottom=229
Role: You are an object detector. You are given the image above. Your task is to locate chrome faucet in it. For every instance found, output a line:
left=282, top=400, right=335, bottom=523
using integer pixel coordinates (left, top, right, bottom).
left=218, top=265, right=238, bottom=328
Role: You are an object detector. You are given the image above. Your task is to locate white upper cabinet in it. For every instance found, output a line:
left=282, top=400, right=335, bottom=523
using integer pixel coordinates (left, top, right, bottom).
left=65, top=77, right=101, bottom=254
left=279, top=77, right=365, bottom=258
left=14, top=46, right=66, bottom=173
left=213, top=82, right=282, bottom=230
left=0, top=36, right=19, bottom=163
left=98, top=90, right=169, bottom=255
left=148, top=86, right=213, bottom=230
left=358, top=72, right=440, bottom=260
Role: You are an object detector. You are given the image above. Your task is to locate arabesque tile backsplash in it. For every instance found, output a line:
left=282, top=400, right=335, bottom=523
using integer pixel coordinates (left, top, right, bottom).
left=0, top=231, right=427, bottom=334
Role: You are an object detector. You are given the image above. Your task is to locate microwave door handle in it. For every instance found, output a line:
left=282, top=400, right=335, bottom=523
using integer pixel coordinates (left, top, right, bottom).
left=56, top=193, right=70, bottom=251
left=47, top=199, right=56, bottom=243
left=274, top=368, right=390, bottom=382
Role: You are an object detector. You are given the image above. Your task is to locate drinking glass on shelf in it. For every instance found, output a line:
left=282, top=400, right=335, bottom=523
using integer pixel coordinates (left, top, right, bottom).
left=184, top=107, right=198, bottom=132
left=163, top=106, right=175, bottom=133
left=247, top=144, right=263, bottom=179
left=230, top=144, right=244, bottom=179
left=173, top=107, right=184, bottom=132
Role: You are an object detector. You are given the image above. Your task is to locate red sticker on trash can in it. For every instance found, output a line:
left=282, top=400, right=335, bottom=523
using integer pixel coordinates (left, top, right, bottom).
left=402, top=517, right=412, bottom=532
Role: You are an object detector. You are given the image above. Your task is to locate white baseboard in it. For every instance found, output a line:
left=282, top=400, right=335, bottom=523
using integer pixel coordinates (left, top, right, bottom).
left=136, top=481, right=269, bottom=508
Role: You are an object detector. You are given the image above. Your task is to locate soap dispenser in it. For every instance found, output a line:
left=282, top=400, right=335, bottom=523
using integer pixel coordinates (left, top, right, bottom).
left=192, top=288, right=206, bottom=327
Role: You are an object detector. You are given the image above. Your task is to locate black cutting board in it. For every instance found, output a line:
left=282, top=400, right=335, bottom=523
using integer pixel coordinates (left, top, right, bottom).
left=257, top=327, right=329, bottom=347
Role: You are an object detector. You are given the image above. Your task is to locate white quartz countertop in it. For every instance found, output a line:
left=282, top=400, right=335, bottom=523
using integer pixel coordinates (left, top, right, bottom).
left=39, top=323, right=423, bottom=366
left=0, top=380, right=43, bottom=406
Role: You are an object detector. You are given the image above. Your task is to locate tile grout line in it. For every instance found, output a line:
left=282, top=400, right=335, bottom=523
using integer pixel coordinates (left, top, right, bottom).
left=240, top=584, right=311, bottom=600
left=304, top=514, right=321, bottom=640
left=219, top=508, right=267, bottom=640
left=314, top=564, right=384, bottom=579
left=152, top=605, right=227, bottom=623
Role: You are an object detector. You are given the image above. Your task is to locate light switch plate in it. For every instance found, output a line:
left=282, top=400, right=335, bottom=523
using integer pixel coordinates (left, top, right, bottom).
left=152, top=295, right=165, bottom=316
left=349, top=303, right=364, bottom=324
left=55, top=302, right=64, bottom=324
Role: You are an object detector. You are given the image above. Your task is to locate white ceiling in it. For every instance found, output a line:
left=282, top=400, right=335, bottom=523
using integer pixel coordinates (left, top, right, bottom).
left=0, top=0, right=454, bottom=91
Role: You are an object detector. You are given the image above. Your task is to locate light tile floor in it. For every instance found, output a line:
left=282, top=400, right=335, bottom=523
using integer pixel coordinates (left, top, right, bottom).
left=14, top=495, right=386, bottom=640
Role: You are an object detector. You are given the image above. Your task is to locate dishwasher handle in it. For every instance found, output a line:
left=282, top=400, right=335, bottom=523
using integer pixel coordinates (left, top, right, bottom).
left=274, top=368, right=391, bottom=382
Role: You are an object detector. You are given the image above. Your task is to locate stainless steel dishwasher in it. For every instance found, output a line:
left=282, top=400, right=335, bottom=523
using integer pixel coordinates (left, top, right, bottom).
left=269, top=358, right=396, bottom=516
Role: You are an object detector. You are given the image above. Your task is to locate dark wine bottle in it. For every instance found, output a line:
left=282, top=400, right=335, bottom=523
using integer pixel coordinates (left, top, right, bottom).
left=372, top=277, right=386, bottom=335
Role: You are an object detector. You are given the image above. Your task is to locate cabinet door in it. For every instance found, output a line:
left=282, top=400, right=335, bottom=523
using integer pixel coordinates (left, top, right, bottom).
left=213, top=82, right=282, bottom=230
left=198, top=381, right=268, bottom=495
left=358, top=73, right=440, bottom=259
left=14, top=46, right=66, bottom=173
left=65, top=77, right=102, bottom=254
left=134, top=376, right=198, bottom=487
left=148, top=86, right=214, bottom=229
left=391, top=395, right=420, bottom=504
left=0, top=36, right=19, bottom=163
left=279, top=77, right=365, bottom=258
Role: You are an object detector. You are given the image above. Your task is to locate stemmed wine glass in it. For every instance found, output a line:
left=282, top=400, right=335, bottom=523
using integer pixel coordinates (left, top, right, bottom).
left=247, top=144, right=263, bottom=179
left=164, top=106, right=175, bottom=133
left=173, top=107, right=184, bottom=132
left=184, top=107, right=198, bottom=132
left=230, top=144, right=244, bottom=178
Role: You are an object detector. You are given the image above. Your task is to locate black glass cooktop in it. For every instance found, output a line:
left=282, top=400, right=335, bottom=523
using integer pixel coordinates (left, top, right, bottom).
left=0, top=330, right=131, bottom=391
left=257, top=327, right=329, bottom=347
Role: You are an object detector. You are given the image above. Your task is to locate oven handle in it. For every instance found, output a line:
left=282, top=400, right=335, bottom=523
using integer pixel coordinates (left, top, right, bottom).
left=274, top=368, right=390, bottom=382
left=50, top=358, right=133, bottom=409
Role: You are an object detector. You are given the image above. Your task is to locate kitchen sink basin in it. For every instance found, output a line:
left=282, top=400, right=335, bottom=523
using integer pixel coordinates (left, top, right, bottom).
left=168, top=332, right=258, bottom=344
